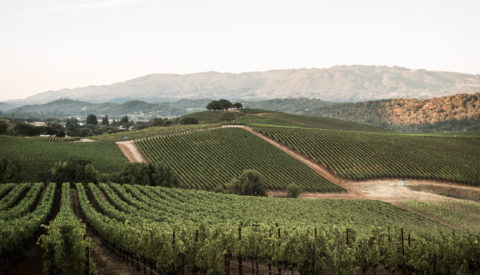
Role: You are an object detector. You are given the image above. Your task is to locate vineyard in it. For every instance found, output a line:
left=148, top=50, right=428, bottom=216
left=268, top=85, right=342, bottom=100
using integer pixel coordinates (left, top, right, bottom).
left=25, top=136, right=80, bottom=142
left=136, top=128, right=342, bottom=192
left=255, top=126, right=480, bottom=185
left=0, top=182, right=56, bottom=258
left=0, top=182, right=479, bottom=274
left=0, top=135, right=128, bottom=181
left=77, top=183, right=479, bottom=274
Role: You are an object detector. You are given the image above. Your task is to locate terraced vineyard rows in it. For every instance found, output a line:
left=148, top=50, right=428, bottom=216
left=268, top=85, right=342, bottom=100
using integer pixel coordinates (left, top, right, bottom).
left=76, top=183, right=479, bottom=274
left=136, top=128, right=342, bottom=192
left=255, top=126, right=480, bottom=185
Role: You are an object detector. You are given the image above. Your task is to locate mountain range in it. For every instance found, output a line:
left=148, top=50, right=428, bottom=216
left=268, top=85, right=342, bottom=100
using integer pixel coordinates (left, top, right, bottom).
left=5, top=65, right=480, bottom=105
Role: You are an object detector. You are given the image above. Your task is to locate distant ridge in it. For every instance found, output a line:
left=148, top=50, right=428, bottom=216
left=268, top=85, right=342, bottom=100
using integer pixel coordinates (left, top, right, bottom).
left=6, top=65, right=480, bottom=105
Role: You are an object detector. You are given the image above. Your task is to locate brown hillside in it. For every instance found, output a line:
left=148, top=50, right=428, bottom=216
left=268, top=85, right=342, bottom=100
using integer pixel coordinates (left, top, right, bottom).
left=310, top=93, right=480, bottom=132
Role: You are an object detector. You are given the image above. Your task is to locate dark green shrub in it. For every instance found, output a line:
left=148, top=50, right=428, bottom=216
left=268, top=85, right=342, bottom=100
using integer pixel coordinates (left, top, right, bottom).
left=287, top=183, right=301, bottom=198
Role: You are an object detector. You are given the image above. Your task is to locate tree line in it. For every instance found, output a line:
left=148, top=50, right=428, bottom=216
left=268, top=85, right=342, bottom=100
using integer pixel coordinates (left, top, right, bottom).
left=0, top=114, right=199, bottom=138
left=206, top=99, right=242, bottom=111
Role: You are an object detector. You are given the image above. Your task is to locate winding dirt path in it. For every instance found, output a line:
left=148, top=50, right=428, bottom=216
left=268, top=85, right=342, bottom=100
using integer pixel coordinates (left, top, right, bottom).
left=116, top=140, right=148, bottom=163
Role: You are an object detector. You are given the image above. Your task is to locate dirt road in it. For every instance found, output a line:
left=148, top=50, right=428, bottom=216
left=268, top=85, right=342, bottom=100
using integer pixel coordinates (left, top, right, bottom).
left=116, top=140, right=148, bottom=163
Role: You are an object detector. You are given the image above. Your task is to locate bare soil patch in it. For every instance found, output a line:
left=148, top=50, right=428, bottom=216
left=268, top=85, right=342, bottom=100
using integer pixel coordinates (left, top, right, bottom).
left=116, top=140, right=148, bottom=163
left=74, top=138, right=95, bottom=143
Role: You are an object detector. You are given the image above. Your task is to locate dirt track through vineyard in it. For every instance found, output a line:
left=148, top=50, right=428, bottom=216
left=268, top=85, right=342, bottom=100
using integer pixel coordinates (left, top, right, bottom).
left=116, top=140, right=148, bottom=163
left=119, top=124, right=480, bottom=203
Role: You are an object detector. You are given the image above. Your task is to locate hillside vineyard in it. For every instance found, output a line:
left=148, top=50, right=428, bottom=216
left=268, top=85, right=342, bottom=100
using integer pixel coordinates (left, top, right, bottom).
left=136, top=128, right=343, bottom=192
left=255, top=126, right=480, bottom=185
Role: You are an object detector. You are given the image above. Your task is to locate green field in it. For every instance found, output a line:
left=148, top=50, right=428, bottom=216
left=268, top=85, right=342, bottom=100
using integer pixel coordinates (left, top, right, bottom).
left=91, top=123, right=219, bottom=142
left=255, top=126, right=480, bottom=185
left=136, top=128, right=342, bottom=192
left=0, top=135, right=128, bottom=181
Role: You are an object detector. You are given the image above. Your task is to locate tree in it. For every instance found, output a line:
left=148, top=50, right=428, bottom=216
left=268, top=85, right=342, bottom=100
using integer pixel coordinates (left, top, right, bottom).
left=0, top=159, right=22, bottom=183
left=151, top=162, right=179, bottom=187
left=0, top=121, right=8, bottom=134
left=217, top=99, right=233, bottom=110
left=86, top=114, right=98, bottom=125
left=287, top=183, right=301, bottom=198
left=120, top=115, right=129, bottom=124
left=13, top=123, right=39, bottom=136
left=101, top=115, right=109, bottom=126
left=42, top=160, right=99, bottom=184
left=179, top=117, right=198, bottom=125
left=225, top=170, right=266, bottom=196
left=65, top=118, right=79, bottom=130
left=234, top=102, right=243, bottom=110
left=206, top=100, right=220, bottom=111
left=206, top=99, right=233, bottom=111
left=117, top=162, right=180, bottom=187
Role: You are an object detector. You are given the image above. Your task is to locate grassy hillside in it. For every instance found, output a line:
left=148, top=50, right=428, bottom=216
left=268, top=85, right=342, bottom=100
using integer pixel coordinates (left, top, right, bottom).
left=255, top=126, right=480, bottom=185
left=136, top=128, right=342, bottom=192
left=0, top=135, right=128, bottom=181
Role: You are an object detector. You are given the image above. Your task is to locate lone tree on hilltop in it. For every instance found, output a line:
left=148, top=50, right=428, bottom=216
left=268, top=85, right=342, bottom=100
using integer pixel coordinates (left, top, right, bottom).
left=206, top=99, right=233, bottom=111
left=86, top=114, right=98, bottom=125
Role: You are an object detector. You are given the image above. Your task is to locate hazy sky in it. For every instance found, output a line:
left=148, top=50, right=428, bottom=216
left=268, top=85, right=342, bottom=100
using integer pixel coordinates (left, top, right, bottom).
left=1, top=0, right=479, bottom=100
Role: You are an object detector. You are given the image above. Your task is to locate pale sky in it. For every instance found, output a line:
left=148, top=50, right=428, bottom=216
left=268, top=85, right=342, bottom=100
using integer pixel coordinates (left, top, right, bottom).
left=1, top=0, right=479, bottom=100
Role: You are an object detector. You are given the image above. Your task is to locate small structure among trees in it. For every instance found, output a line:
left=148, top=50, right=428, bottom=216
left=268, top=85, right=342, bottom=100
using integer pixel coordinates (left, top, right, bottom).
left=206, top=99, right=243, bottom=111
